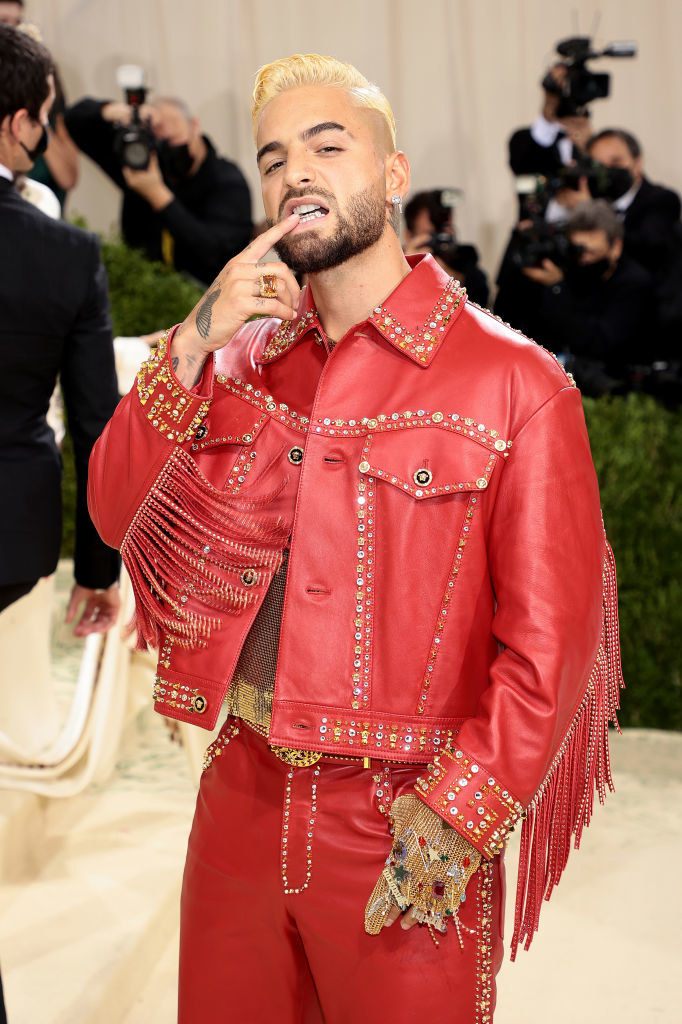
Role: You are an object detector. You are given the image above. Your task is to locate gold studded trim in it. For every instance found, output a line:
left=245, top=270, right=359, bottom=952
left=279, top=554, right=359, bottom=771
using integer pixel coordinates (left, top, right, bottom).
left=202, top=720, right=241, bottom=771
left=214, top=372, right=511, bottom=455
left=369, top=277, right=466, bottom=364
left=416, top=493, right=479, bottom=714
left=224, top=447, right=259, bottom=495
left=215, top=374, right=309, bottom=433
left=313, top=714, right=461, bottom=758
left=259, top=309, right=318, bottom=362
left=312, top=408, right=511, bottom=452
left=136, top=329, right=211, bottom=443
left=415, top=748, right=524, bottom=859
left=475, top=862, right=495, bottom=1024
left=352, top=448, right=376, bottom=710
left=191, top=413, right=267, bottom=452
left=153, top=676, right=208, bottom=715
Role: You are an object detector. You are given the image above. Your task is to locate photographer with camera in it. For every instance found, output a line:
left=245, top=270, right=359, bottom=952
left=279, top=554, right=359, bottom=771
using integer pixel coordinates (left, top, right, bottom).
left=519, top=200, right=652, bottom=396
left=403, top=188, right=489, bottom=306
left=496, top=35, right=639, bottom=330
left=65, top=78, right=252, bottom=286
left=509, top=62, right=591, bottom=185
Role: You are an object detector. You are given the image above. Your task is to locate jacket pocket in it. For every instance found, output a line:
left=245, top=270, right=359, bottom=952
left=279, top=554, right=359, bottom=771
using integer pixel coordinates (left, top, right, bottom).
left=191, top=391, right=269, bottom=453
left=359, top=424, right=503, bottom=498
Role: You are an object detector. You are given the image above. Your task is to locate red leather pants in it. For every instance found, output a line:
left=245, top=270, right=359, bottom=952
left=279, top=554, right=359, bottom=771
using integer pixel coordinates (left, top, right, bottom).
left=179, top=722, right=504, bottom=1023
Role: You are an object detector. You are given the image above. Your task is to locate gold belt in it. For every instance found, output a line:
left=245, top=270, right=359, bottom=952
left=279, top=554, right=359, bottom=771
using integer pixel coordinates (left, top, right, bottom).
left=271, top=745, right=324, bottom=767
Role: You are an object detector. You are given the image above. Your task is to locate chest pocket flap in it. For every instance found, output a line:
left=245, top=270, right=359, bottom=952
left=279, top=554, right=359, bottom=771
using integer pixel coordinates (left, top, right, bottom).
left=359, top=426, right=502, bottom=498
left=195, top=386, right=268, bottom=449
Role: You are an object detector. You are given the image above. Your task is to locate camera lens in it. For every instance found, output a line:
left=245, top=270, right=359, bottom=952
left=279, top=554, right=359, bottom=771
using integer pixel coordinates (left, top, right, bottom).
left=123, top=140, right=150, bottom=169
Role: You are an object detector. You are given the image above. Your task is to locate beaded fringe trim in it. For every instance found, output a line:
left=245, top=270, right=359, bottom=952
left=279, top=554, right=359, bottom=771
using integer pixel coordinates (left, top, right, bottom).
left=120, top=448, right=288, bottom=650
left=511, top=538, right=623, bottom=958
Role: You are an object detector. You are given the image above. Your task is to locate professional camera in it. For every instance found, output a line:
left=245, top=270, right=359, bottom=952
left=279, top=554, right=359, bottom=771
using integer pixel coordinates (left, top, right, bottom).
left=514, top=156, right=634, bottom=224
left=507, top=220, right=579, bottom=271
left=416, top=190, right=481, bottom=277
left=112, top=65, right=156, bottom=170
left=427, top=233, right=480, bottom=278
left=542, top=36, right=636, bottom=117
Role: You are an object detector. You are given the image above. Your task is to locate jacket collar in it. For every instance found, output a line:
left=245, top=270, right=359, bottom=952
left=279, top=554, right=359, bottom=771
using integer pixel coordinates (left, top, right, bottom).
left=257, top=253, right=467, bottom=367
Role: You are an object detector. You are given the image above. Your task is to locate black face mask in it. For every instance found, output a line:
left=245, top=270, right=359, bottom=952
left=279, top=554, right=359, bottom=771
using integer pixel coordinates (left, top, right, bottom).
left=565, top=258, right=611, bottom=287
left=157, top=141, right=193, bottom=180
left=19, top=122, right=49, bottom=163
left=588, top=165, right=634, bottom=201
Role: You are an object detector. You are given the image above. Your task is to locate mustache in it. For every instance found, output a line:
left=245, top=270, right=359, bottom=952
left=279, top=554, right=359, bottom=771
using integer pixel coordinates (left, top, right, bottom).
left=277, top=187, right=337, bottom=219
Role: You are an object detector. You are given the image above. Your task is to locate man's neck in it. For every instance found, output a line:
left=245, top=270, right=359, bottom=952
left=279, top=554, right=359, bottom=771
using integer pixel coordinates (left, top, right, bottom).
left=0, top=141, right=16, bottom=178
left=308, top=229, right=411, bottom=342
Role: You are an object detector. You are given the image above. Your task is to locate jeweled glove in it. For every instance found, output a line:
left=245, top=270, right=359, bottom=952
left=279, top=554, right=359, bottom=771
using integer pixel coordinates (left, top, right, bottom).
left=364, top=794, right=481, bottom=943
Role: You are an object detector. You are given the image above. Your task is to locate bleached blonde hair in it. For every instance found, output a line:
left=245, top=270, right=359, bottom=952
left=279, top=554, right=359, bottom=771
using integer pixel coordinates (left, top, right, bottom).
left=251, top=53, right=397, bottom=150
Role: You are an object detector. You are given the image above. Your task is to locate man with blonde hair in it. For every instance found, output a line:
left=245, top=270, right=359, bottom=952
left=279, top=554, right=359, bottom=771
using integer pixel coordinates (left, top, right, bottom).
left=89, top=53, right=622, bottom=1022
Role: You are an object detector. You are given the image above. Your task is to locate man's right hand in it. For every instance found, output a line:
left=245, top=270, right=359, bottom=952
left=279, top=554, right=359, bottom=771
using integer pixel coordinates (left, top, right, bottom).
left=170, top=214, right=301, bottom=389
left=100, top=101, right=159, bottom=127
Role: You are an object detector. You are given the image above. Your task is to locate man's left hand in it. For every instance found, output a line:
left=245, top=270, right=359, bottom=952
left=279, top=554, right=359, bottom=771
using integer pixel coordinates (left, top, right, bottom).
left=122, top=152, right=174, bottom=211
left=522, top=258, right=564, bottom=286
left=65, top=582, right=121, bottom=637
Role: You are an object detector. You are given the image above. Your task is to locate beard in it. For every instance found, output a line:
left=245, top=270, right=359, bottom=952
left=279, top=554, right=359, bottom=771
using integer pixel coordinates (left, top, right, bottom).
left=271, top=185, right=387, bottom=275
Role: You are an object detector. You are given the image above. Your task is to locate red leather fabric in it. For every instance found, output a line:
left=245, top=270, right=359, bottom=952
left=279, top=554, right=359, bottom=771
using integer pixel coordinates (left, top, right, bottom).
left=89, top=253, right=609, bottom=867
left=179, top=723, right=504, bottom=1023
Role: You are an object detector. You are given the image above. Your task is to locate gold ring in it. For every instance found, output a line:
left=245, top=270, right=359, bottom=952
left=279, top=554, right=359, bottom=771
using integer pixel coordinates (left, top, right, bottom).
left=259, top=273, right=278, bottom=299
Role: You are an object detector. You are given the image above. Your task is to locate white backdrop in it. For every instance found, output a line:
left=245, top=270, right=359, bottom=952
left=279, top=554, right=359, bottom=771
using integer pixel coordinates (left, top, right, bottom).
left=26, top=0, right=682, bottom=280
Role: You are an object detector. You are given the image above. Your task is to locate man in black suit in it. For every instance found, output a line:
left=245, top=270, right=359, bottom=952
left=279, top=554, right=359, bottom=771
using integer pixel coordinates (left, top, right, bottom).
left=0, top=26, right=121, bottom=1023
left=0, top=26, right=120, bottom=625
left=586, top=129, right=681, bottom=276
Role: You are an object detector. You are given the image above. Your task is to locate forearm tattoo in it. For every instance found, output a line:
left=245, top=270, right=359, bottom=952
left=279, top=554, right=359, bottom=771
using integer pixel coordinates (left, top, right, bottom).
left=171, top=353, right=203, bottom=389
left=196, top=286, right=221, bottom=339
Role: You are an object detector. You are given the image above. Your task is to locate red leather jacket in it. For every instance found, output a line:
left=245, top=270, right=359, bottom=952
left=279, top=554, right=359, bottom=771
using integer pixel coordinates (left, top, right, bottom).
left=89, top=255, right=621, bottom=952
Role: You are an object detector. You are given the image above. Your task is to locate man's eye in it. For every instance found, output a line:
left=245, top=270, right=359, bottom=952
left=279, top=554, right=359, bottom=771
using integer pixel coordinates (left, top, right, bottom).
left=319, top=146, right=341, bottom=154
left=265, top=160, right=284, bottom=175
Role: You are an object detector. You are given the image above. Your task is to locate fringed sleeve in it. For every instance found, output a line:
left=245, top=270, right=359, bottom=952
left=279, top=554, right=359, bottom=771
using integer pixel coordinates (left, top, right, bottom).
left=120, top=446, right=289, bottom=651
left=510, top=539, right=623, bottom=958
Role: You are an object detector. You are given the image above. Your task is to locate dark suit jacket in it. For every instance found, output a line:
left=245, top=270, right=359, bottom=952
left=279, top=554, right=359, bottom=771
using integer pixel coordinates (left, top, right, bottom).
left=0, top=176, right=120, bottom=588
left=508, top=126, right=580, bottom=177
left=623, top=176, right=681, bottom=275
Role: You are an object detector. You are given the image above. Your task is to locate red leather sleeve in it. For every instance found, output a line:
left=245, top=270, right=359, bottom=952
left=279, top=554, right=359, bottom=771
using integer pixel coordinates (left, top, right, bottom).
left=416, top=385, right=605, bottom=858
left=87, top=328, right=213, bottom=550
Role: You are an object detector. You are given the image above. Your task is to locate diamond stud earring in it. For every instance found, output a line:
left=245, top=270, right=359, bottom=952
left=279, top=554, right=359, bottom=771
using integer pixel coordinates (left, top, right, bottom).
left=391, top=194, right=402, bottom=205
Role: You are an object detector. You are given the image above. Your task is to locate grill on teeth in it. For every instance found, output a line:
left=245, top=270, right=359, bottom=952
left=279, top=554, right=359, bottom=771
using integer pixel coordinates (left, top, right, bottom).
left=299, top=210, right=326, bottom=223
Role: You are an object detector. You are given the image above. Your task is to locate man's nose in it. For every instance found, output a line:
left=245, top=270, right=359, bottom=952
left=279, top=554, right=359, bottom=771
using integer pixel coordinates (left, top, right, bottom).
left=284, top=148, right=315, bottom=189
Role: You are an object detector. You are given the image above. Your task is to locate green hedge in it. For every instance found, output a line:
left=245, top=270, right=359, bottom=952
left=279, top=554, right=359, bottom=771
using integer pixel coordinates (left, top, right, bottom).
left=61, top=239, right=681, bottom=730
left=583, top=395, right=682, bottom=730
left=100, top=238, right=203, bottom=337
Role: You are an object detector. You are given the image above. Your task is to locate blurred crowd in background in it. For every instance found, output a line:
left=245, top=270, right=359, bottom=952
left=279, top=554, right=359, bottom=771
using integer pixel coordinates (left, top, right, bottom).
left=2, top=0, right=680, bottom=404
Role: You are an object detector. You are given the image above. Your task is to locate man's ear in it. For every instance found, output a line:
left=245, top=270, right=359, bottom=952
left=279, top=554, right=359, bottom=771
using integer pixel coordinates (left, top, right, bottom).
left=384, top=150, right=410, bottom=206
left=8, top=108, right=29, bottom=137
left=611, top=237, right=623, bottom=262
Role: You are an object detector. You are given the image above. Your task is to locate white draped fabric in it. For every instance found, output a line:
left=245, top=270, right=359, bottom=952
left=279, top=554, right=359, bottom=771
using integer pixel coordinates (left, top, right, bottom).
left=28, top=0, right=682, bottom=289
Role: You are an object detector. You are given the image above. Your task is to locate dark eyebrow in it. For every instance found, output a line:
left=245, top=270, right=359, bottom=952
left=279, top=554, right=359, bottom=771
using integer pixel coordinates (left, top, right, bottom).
left=256, top=122, right=352, bottom=164
left=301, top=121, right=351, bottom=142
left=256, top=140, right=282, bottom=164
